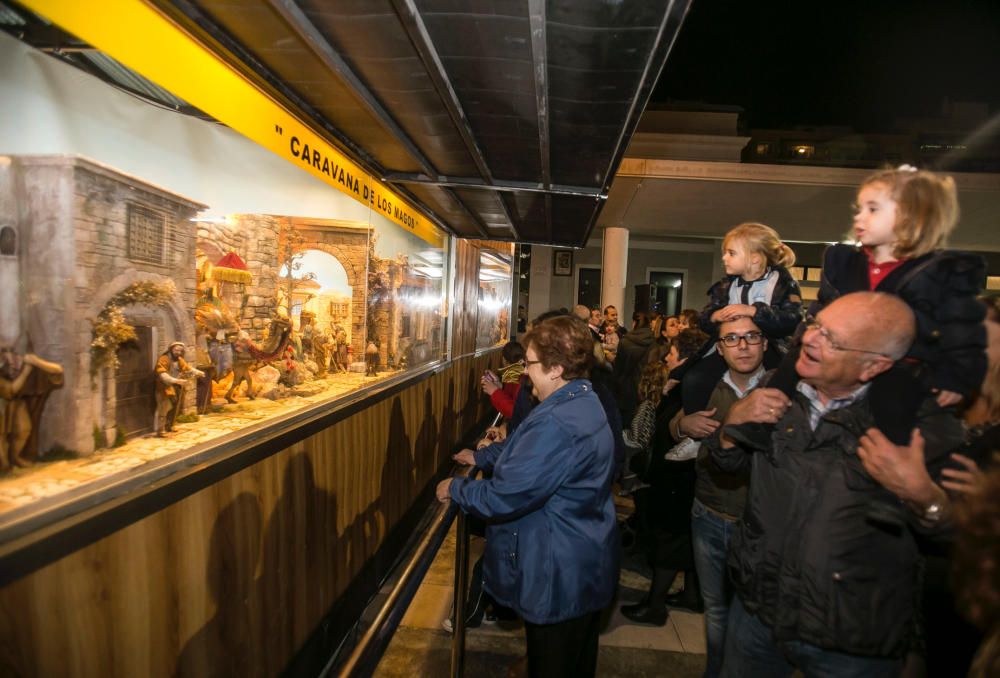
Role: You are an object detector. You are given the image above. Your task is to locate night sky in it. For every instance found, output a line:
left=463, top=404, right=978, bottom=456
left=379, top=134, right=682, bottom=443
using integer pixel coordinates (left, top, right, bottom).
left=652, top=0, right=1000, bottom=132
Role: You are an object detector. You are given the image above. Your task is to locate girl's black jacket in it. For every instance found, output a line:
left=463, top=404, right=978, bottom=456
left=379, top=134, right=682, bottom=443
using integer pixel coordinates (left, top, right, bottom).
left=698, top=264, right=803, bottom=339
left=812, top=244, right=987, bottom=397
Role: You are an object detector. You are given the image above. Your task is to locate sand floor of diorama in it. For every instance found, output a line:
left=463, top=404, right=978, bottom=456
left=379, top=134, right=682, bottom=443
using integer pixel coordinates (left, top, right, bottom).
left=0, top=369, right=403, bottom=517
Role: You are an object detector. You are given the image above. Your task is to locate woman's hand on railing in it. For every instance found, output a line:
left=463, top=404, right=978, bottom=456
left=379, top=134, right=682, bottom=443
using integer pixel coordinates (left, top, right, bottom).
left=453, top=449, right=476, bottom=465
left=436, top=478, right=453, bottom=503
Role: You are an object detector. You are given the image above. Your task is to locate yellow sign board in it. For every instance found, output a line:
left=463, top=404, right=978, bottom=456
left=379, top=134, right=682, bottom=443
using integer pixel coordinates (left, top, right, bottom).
left=20, top=0, right=444, bottom=247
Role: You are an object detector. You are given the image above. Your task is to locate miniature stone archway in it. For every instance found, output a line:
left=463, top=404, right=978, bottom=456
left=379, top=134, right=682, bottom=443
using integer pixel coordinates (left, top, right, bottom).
left=280, top=218, right=371, bottom=358
left=87, top=271, right=196, bottom=442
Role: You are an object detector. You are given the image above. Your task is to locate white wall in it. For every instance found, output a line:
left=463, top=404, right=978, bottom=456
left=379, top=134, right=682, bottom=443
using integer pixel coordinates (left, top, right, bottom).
left=544, top=238, right=720, bottom=318
left=0, top=31, right=368, bottom=221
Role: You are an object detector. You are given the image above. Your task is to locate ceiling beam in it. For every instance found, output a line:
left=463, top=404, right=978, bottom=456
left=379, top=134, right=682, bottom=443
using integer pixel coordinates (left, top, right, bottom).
left=441, top=188, right=492, bottom=239
left=264, top=0, right=440, bottom=178
left=527, top=0, right=551, bottom=240
left=581, top=0, right=693, bottom=247
left=383, top=173, right=604, bottom=198
left=387, top=0, right=521, bottom=240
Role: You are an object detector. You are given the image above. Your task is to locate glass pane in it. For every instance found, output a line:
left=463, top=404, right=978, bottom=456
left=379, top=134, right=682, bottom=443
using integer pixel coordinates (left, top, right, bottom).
left=0, top=32, right=451, bottom=519
left=476, top=249, right=513, bottom=350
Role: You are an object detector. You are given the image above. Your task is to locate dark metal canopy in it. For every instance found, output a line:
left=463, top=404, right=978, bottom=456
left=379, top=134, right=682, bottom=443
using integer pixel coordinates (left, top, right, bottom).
left=3, top=0, right=691, bottom=246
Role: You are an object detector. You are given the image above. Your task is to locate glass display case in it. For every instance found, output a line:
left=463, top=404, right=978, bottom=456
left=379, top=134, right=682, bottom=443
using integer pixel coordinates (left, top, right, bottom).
left=0, top=30, right=453, bottom=520
left=475, top=249, right=514, bottom=351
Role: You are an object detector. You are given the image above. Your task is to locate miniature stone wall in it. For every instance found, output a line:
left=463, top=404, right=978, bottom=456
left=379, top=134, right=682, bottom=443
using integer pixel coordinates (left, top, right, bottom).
left=10, top=156, right=204, bottom=455
left=196, top=215, right=280, bottom=342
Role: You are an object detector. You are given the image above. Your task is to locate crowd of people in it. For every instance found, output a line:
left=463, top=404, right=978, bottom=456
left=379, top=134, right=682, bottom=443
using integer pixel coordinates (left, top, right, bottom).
left=436, top=166, right=1000, bottom=678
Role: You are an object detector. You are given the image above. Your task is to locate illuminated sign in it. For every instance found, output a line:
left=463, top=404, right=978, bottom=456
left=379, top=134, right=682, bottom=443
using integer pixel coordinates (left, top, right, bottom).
left=20, top=0, right=443, bottom=247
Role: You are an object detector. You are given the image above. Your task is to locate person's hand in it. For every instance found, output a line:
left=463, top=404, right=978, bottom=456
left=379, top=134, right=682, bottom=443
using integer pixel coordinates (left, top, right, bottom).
left=481, top=379, right=499, bottom=395
left=724, top=388, right=791, bottom=426
left=663, top=378, right=680, bottom=395
left=857, top=428, right=938, bottom=506
left=935, top=389, right=963, bottom=408
left=679, top=408, right=720, bottom=439
left=714, top=304, right=757, bottom=322
left=941, top=453, right=983, bottom=495
left=485, top=425, right=506, bottom=443
left=453, top=449, right=476, bottom=465
left=436, top=478, right=453, bottom=503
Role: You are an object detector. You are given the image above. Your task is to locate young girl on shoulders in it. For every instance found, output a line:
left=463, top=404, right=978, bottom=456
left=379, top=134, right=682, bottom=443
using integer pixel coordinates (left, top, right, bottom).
left=729, top=166, right=988, bottom=452
left=699, top=222, right=802, bottom=344
left=679, top=223, right=802, bottom=414
left=815, top=165, right=986, bottom=410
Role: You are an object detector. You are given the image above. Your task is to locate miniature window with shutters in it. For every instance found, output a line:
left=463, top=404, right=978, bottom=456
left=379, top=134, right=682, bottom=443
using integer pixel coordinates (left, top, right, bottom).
left=127, top=203, right=166, bottom=264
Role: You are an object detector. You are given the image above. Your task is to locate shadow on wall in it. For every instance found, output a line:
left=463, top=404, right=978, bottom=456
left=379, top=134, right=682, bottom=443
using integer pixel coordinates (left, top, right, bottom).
left=175, top=492, right=262, bottom=677
left=175, top=366, right=490, bottom=675
left=414, top=387, right=438, bottom=486
left=461, top=366, right=482, bottom=438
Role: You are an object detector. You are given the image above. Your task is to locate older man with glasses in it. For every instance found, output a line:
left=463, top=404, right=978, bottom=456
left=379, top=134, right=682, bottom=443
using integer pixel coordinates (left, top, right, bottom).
left=661, top=314, right=767, bottom=676
left=709, top=291, right=964, bottom=678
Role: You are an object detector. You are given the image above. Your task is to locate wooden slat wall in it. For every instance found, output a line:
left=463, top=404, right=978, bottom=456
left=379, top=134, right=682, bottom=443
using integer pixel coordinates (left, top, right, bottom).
left=0, top=235, right=511, bottom=677
left=0, top=352, right=498, bottom=677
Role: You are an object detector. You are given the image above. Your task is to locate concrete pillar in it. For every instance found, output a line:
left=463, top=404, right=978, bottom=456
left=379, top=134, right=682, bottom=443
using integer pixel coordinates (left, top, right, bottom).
left=601, top=227, right=629, bottom=318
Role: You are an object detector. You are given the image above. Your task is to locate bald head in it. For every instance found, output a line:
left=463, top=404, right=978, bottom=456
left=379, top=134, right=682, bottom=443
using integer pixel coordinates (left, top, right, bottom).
left=797, top=292, right=915, bottom=397
left=830, top=292, right=915, bottom=360
left=573, top=304, right=591, bottom=322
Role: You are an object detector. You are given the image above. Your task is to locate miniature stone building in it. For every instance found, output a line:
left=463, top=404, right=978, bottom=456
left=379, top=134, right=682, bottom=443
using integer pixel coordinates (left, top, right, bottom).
left=0, top=155, right=204, bottom=455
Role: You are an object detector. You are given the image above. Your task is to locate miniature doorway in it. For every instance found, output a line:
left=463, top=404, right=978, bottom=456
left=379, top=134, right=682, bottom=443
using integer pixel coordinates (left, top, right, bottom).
left=116, top=326, right=155, bottom=439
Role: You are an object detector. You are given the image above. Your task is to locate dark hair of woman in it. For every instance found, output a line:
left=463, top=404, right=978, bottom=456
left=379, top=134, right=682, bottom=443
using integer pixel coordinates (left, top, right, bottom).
left=670, top=328, right=710, bottom=362
left=523, top=316, right=593, bottom=380
left=632, top=310, right=652, bottom=328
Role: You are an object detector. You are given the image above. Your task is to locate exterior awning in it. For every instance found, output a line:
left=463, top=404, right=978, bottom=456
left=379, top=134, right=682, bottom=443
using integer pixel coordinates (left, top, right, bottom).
left=3, top=0, right=692, bottom=246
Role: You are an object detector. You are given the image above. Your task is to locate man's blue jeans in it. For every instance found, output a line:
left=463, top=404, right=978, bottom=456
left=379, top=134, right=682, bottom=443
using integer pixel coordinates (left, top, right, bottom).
left=691, top=497, right=737, bottom=678
left=721, top=595, right=903, bottom=678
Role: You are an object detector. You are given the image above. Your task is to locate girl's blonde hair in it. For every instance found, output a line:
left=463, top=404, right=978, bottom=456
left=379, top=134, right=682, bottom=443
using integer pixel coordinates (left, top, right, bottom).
left=723, top=222, right=796, bottom=270
left=861, top=167, right=959, bottom=259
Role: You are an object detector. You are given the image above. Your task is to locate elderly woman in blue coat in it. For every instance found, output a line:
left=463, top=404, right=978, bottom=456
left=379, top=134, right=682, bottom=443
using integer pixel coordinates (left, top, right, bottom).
left=436, top=315, right=619, bottom=678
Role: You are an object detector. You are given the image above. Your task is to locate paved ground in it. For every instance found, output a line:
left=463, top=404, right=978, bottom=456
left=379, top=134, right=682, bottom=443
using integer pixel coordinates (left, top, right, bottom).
left=376, top=495, right=707, bottom=678
left=0, top=369, right=400, bottom=515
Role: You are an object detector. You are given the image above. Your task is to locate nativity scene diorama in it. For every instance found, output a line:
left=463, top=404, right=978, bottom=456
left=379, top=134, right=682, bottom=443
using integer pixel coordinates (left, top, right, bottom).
left=0, top=155, right=451, bottom=512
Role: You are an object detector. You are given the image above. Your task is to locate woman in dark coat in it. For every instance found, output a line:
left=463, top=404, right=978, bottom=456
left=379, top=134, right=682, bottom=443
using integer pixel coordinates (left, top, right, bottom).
left=622, top=328, right=708, bottom=625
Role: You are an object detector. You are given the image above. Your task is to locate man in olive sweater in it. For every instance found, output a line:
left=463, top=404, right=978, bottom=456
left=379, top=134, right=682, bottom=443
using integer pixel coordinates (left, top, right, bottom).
left=668, top=315, right=767, bottom=678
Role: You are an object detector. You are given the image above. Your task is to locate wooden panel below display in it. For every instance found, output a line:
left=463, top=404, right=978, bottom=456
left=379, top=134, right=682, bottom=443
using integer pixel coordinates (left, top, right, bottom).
left=0, top=353, right=498, bottom=677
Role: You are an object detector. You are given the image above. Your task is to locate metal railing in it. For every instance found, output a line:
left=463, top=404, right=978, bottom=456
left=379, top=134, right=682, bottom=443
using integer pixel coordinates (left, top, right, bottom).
left=333, top=464, right=481, bottom=678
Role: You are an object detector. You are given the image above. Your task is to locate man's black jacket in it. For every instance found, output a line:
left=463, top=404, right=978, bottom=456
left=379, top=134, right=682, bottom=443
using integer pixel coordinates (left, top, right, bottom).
left=707, top=391, right=963, bottom=658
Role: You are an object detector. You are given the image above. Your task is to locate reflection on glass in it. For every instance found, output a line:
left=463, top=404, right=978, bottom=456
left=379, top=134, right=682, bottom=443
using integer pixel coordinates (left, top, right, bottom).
left=0, top=162, right=451, bottom=520
left=0, top=28, right=457, bottom=520
left=476, top=250, right=513, bottom=350
left=365, top=217, right=449, bottom=375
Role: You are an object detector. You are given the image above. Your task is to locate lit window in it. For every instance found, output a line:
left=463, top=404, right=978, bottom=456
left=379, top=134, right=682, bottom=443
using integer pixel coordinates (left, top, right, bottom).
left=793, top=145, right=815, bottom=158
left=756, top=143, right=770, bottom=155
